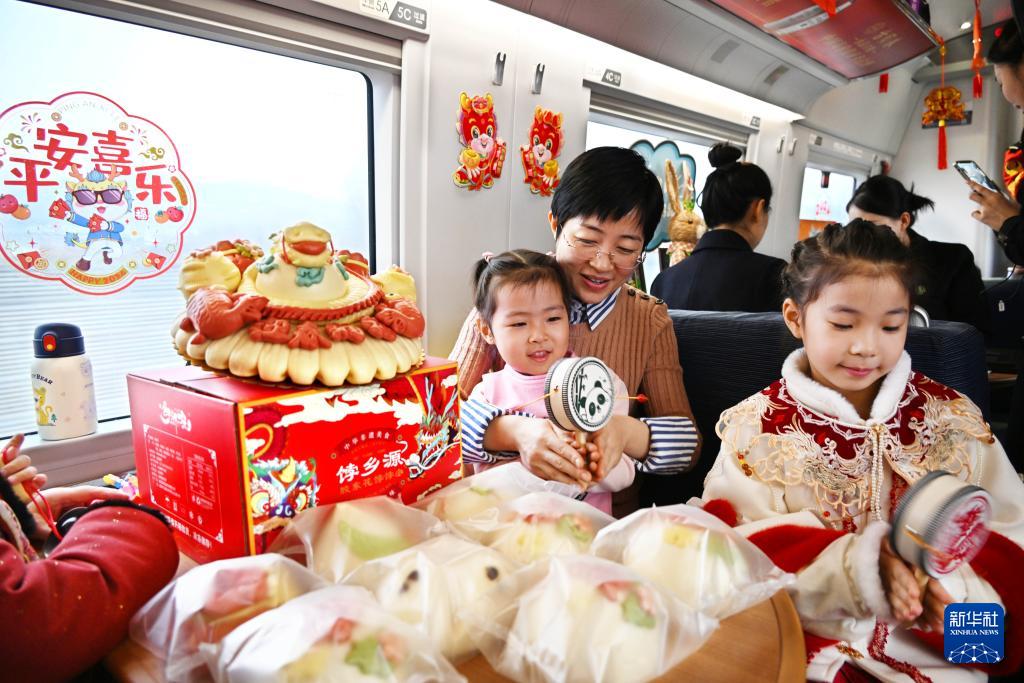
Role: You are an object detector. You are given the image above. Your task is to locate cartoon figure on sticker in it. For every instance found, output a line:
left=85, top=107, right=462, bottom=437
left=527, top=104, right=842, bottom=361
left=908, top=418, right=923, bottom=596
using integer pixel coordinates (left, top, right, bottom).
left=453, top=92, right=506, bottom=191
left=520, top=106, right=563, bottom=196
left=408, top=380, right=460, bottom=479
left=34, top=386, right=55, bottom=427
left=53, top=165, right=131, bottom=272
left=0, top=91, right=196, bottom=295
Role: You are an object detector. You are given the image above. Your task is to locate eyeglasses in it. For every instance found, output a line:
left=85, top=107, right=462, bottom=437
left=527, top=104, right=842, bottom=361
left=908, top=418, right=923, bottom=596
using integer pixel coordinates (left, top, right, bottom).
left=563, top=233, right=646, bottom=270
left=72, top=188, right=124, bottom=206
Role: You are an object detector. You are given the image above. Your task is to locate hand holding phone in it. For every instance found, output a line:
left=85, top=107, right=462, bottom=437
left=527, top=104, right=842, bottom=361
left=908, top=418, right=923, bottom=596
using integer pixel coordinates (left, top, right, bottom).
left=954, top=160, right=1000, bottom=192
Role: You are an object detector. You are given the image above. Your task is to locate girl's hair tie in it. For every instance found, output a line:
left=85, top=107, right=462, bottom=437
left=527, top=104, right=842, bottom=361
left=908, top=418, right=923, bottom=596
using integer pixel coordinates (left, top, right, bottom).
left=481, top=251, right=495, bottom=262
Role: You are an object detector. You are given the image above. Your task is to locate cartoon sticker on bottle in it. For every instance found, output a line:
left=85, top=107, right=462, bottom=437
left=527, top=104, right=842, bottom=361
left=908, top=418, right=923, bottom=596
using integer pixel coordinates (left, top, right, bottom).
left=0, top=91, right=196, bottom=294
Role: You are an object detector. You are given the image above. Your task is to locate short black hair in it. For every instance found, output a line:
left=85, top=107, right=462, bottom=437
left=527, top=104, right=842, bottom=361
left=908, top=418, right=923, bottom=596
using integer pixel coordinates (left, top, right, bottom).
left=550, top=146, right=664, bottom=246
left=847, top=175, right=934, bottom=228
left=472, top=249, right=573, bottom=324
left=783, top=219, right=918, bottom=309
left=700, top=143, right=773, bottom=228
left=989, top=20, right=1023, bottom=65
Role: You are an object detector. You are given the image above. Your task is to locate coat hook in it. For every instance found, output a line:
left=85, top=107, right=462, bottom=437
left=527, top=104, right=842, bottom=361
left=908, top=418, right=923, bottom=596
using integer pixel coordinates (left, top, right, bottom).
left=532, top=63, right=545, bottom=94
left=493, top=52, right=506, bottom=86
left=787, top=138, right=798, bottom=156
left=776, top=135, right=786, bottom=153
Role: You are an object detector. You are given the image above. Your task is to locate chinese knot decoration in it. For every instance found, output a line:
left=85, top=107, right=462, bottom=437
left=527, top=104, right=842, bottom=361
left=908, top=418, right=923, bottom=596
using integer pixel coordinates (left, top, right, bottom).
left=452, top=92, right=507, bottom=191
left=0, top=91, right=195, bottom=295
left=519, top=106, right=564, bottom=197
left=922, top=85, right=966, bottom=171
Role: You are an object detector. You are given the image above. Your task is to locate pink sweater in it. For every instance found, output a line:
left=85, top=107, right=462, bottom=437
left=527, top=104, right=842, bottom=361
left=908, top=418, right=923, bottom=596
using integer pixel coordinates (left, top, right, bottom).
left=468, top=365, right=636, bottom=514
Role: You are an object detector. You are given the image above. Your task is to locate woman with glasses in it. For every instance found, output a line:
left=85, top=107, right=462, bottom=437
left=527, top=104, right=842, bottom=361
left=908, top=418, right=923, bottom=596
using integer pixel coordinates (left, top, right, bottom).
left=451, top=147, right=700, bottom=512
left=650, top=143, right=785, bottom=313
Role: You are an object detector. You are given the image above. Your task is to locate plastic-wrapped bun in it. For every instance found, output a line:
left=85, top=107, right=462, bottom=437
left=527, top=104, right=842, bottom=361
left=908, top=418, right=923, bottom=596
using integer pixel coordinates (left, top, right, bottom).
left=346, top=534, right=518, bottom=662
left=463, top=491, right=613, bottom=563
left=207, top=585, right=465, bottom=683
left=268, top=496, right=444, bottom=583
left=463, top=556, right=717, bottom=683
left=413, top=462, right=579, bottom=532
left=591, top=504, right=793, bottom=618
left=130, top=554, right=326, bottom=683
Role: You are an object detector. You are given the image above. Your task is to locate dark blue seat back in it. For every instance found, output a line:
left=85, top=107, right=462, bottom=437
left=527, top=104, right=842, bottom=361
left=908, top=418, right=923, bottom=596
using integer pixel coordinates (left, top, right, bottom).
left=639, top=310, right=990, bottom=507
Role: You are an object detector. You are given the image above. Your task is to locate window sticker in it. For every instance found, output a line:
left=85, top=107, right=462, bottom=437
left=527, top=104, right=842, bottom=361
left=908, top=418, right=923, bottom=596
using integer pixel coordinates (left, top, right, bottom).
left=0, top=91, right=195, bottom=294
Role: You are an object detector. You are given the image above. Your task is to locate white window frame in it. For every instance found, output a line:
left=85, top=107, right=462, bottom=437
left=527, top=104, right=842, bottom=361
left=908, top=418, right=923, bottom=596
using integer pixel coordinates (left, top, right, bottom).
left=17, top=0, right=403, bottom=485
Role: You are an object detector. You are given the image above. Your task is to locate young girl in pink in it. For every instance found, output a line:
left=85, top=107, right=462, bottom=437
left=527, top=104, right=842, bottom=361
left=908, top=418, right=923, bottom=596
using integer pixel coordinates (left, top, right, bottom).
left=464, top=249, right=658, bottom=514
left=702, top=220, right=1024, bottom=682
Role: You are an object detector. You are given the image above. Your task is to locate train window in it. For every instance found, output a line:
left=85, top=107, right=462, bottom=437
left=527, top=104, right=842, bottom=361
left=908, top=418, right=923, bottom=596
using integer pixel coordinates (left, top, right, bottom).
left=0, top=2, right=373, bottom=438
left=585, top=120, right=717, bottom=287
left=798, top=168, right=857, bottom=239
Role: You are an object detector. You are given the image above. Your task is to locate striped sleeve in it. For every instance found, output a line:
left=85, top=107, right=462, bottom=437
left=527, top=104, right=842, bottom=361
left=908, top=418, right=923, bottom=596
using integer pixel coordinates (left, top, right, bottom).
left=637, top=416, right=699, bottom=474
left=460, top=396, right=523, bottom=464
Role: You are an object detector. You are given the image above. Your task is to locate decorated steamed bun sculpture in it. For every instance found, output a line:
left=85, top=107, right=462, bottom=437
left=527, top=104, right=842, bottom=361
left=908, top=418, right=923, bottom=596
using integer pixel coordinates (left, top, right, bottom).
left=172, top=222, right=425, bottom=386
left=544, top=356, right=616, bottom=448
left=890, top=470, right=992, bottom=578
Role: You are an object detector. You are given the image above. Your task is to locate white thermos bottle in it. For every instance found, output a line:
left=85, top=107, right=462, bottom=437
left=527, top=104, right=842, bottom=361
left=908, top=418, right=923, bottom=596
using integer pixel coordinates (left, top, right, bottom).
left=31, top=323, right=97, bottom=440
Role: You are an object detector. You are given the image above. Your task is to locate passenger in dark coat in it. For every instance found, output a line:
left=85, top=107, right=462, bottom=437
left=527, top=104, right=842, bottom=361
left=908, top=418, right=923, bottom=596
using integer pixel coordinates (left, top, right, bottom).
left=847, top=175, right=989, bottom=332
left=651, top=143, right=786, bottom=312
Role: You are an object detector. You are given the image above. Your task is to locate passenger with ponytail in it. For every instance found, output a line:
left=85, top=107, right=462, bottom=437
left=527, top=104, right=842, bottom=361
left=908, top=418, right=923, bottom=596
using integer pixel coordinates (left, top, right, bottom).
left=651, top=143, right=786, bottom=312
left=848, top=175, right=988, bottom=331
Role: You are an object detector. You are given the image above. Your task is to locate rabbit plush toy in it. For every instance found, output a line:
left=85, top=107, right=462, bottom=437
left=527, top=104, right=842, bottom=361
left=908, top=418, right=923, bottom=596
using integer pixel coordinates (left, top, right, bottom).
left=664, top=159, right=706, bottom=266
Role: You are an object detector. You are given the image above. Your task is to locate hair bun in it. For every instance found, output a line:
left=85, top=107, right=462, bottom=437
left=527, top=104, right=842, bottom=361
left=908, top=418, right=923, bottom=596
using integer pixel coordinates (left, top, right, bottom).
left=708, top=143, right=742, bottom=169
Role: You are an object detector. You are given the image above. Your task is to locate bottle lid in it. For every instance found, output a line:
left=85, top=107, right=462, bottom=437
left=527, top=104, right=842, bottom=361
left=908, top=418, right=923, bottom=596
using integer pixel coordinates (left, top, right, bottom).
left=33, top=323, right=85, bottom=358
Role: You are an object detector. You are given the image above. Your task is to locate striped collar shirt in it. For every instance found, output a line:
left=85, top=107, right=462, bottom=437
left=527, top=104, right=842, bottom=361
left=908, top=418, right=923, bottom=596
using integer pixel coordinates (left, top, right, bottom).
left=568, top=288, right=621, bottom=329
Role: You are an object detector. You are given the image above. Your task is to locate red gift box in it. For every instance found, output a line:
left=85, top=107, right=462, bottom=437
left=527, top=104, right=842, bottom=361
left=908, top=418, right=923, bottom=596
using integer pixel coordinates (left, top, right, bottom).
left=127, top=359, right=462, bottom=564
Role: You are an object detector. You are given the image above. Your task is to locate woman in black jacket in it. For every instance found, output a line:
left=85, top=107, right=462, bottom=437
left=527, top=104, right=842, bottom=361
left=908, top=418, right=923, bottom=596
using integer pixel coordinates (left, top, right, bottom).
left=651, top=143, right=786, bottom=312
left=848, top=175, right=989, bottom=331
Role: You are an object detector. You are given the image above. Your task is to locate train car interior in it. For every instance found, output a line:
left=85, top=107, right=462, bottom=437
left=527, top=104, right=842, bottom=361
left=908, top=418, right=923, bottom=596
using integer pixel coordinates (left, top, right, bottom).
left=1, top=1, right=1023, bottom=680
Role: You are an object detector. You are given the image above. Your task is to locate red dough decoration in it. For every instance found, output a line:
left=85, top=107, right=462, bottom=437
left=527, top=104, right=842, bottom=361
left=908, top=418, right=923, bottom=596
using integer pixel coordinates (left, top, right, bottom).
left=173, top=222, right=425, bottom=385
left=453, top=92, right=507, bottom=191
left=520, top=107, right=564, bottom=196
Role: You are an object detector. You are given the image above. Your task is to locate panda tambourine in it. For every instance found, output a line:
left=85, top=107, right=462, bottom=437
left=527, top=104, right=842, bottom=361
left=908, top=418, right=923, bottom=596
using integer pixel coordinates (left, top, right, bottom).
left=544, top=356, right=616, bottom=434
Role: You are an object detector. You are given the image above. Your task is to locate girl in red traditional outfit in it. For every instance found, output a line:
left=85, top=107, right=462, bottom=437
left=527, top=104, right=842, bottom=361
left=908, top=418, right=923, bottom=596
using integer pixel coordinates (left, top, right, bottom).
left=1, top=434, right=179, bottom=683
left=702, top=220, right=1024, bottom=682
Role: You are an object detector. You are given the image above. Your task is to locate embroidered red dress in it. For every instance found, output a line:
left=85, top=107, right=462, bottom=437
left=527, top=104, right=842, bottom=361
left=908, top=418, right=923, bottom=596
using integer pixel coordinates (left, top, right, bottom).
left=703, top=349, right=1024, bottom=682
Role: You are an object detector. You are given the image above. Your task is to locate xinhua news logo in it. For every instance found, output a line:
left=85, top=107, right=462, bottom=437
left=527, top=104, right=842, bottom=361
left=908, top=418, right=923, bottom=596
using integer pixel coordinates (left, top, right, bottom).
left=945, top=603, right=1004, bottom=665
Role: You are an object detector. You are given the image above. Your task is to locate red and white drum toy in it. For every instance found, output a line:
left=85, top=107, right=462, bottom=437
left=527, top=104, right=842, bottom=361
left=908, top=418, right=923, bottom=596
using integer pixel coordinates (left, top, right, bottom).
left=890, top=470, right=992, bottom=577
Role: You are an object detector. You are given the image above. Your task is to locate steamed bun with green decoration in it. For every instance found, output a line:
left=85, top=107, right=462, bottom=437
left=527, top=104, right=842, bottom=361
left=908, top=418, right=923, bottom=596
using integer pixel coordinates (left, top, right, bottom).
left=414, top=462, right=578, bottom=532
left=479, top=492, right=613, bottom=563
left=591, top=504, right=792, bottom=618
left=208, top=585, right=464, bottom=683
left=461, top=556, right=717, bottom=683
left=268, top=496, right=443, bottom=583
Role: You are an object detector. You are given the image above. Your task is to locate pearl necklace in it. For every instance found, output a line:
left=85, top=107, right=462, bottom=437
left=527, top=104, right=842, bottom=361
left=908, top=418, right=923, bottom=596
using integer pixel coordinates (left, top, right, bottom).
left=867, top=421, right=885, bottom=523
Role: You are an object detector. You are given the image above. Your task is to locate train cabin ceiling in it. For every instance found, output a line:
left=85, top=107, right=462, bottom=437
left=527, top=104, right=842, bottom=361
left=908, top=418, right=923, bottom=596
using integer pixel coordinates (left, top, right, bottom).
left=491, top=1, right=1013, bottom=115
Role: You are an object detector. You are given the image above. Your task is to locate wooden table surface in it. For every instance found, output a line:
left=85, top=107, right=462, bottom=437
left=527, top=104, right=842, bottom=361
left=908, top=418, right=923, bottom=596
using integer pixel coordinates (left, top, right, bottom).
left=106, top=590, right=804, bottom=683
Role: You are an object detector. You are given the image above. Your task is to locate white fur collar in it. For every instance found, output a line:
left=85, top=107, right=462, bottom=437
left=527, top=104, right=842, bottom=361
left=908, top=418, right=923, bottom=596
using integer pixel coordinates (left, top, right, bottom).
left=781, top=348, right=912, bottom=425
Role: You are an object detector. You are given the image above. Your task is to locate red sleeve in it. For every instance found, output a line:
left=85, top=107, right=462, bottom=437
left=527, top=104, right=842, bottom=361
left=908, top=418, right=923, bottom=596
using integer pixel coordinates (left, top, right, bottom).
left=0, top=504, right=179, bottom=683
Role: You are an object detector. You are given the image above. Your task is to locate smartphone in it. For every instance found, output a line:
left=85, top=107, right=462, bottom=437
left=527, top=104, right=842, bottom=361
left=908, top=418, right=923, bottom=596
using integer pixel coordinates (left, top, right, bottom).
left=954, top=160, right=1000, bottom=192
